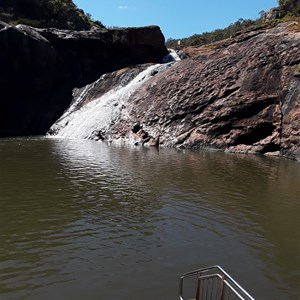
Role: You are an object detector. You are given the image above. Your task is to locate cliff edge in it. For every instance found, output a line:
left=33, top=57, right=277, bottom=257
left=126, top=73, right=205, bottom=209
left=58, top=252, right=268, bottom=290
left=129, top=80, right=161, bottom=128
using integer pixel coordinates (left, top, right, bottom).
left=0, top=21, right=168, bottom=136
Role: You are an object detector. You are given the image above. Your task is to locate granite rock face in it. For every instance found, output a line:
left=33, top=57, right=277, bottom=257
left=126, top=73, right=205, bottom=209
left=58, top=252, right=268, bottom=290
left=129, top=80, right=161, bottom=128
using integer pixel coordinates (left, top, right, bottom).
left=116, top=22, right=300, bottom=160
left=52, top=22, right=300, bottom=160
left=0, top=21, right=168, bottom=136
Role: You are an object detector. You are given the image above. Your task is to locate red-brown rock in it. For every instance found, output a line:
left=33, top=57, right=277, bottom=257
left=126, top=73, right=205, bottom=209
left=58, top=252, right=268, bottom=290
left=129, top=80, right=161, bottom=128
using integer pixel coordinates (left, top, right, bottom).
left=108, top=22, right=300, bottom=160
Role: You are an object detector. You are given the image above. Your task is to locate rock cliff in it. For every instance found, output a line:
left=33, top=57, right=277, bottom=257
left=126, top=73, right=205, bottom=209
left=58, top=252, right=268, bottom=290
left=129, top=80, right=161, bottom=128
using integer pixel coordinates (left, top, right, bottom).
left=0, top=21, right=168, bottom=136
left=49, top=21, right=300, bottom=160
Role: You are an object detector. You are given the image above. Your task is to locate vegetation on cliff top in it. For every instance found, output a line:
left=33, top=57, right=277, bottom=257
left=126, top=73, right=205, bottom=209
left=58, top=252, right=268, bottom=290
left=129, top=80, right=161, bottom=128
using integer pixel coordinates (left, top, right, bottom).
left=279, top=0, right=300, bottom=15
left=166, top=0, right=300, bottom=48
left=0, top=0, right=104, bottom=30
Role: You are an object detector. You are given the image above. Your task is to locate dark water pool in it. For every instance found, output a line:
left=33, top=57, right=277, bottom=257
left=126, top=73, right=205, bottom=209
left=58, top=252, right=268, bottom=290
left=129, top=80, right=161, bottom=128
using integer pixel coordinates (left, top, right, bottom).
left=0, top=138, right=299, bottom=299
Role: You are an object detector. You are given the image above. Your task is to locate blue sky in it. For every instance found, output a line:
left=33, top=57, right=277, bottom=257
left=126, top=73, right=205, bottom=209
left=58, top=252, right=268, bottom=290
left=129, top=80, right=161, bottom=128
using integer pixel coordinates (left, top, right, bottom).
left=73, top=0, right=278, bottom=39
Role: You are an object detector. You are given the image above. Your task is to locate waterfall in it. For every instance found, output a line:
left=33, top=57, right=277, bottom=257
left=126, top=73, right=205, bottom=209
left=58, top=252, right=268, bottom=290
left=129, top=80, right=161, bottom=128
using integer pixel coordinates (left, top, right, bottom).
left=162, top=49, right=182, bottom=63
left=48, top=63, right=173, bottom=140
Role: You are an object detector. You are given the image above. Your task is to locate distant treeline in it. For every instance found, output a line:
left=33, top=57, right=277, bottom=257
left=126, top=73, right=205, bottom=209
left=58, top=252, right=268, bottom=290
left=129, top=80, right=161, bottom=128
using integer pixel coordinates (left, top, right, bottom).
left=166, top=0, right=300, bottom=48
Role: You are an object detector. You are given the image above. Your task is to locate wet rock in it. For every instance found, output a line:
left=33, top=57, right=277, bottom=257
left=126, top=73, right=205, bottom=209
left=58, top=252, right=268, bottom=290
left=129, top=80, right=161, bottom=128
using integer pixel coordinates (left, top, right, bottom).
left=48, top=63, right=173, bottom=140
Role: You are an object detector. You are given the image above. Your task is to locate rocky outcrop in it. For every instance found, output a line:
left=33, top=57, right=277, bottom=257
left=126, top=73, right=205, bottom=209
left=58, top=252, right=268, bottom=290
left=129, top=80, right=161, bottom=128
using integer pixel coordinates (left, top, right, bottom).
left=0, top=21, right=168, bottom=137
left=262, top=8, right=281, bottom=22
left=49, top=22, right=300, bottom=160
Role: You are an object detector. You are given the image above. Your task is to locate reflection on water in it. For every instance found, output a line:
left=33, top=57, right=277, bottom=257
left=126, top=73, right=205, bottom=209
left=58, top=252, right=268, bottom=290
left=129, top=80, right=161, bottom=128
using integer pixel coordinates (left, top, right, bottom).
left=0, top=138, right=299, bottom=300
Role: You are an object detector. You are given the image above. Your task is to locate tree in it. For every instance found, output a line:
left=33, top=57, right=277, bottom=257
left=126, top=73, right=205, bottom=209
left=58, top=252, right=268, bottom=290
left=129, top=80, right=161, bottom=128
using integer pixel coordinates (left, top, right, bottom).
left=259, top=10, right=266, bottom=19
left=278, top=0, right=300, bottom=16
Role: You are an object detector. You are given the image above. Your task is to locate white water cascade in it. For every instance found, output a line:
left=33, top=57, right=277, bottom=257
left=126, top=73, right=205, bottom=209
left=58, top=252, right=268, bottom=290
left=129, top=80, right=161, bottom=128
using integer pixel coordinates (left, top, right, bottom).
left=162, top=49, right=182, bottom=63
left=48, top=62, right=175, bottom=140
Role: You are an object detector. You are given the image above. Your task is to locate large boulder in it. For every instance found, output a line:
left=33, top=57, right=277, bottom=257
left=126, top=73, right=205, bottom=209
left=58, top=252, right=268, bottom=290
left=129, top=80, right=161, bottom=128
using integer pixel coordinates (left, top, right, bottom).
left=0, top=21, right=168, bottom=136
left=0, top=21, right=57, bottom=136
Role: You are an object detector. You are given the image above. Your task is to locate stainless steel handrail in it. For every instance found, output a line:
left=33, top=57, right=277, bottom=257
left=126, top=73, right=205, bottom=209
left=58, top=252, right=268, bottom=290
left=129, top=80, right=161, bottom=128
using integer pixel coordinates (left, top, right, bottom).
left=179, top=265, right=255, bottom=300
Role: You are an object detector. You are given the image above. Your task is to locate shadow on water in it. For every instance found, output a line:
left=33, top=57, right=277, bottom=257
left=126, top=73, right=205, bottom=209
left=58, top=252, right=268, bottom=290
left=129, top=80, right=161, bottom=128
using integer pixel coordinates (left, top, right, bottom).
left=0, top=137, right=299, bottom=299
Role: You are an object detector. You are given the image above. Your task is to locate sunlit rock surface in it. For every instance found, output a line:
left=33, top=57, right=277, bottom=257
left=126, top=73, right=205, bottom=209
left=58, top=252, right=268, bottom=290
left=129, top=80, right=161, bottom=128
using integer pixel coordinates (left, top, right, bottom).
left=49, top=22, right=300, bottom=160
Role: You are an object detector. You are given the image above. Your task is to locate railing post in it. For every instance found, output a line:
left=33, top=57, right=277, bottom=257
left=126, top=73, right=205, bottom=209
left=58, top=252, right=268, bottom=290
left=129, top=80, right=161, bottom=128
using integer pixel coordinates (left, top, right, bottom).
left=195, top=272, right=201, bottom=300
left=220, top=274, right=225, bottom=300
left=179, top=276, right=184, bottom=300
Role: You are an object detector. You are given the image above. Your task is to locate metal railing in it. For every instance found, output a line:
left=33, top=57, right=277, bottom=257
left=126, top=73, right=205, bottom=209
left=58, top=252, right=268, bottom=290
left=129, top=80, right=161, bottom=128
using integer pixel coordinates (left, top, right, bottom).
left=179, top=265, right=255, bottom=300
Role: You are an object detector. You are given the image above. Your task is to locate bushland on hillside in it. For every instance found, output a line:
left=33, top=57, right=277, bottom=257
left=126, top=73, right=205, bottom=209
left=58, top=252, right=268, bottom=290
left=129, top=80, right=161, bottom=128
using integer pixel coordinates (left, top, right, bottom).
left=0, top=0, right=104, bottom=30
left=166, top=0, right=300, bottom=48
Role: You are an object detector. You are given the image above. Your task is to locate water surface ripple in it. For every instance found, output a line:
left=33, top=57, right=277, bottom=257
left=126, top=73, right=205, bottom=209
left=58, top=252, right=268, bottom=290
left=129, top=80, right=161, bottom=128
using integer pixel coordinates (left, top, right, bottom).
left=0, top=138, right=299, bottom=300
